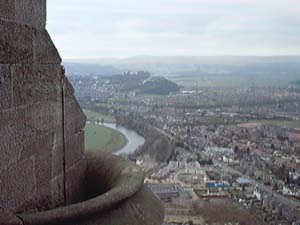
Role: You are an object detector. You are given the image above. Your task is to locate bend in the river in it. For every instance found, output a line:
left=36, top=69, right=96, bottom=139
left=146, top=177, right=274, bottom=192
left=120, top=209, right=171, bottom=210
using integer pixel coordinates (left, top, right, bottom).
left=101, top=122, right=145, bottom=155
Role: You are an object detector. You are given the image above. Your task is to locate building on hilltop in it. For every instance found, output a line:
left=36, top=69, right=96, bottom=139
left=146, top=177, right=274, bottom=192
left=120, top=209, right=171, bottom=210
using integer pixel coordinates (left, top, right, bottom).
left=0, top=1, right=164, bottom=224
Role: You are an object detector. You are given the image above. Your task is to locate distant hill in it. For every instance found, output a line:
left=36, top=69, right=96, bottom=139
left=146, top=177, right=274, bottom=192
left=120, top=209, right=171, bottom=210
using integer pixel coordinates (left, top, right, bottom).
left=65, top=56, right=300, bottom=66
left=291, top=80, right=300, bottom=86
left=137, top=77, right=180, bottom=95
left=64, top=56, right=300, bottom=80
left=63, top=62, right=120, bottom=76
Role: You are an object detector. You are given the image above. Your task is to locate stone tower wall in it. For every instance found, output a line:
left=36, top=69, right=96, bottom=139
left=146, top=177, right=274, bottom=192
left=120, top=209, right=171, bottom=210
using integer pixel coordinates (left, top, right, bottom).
left=0, top=0, right=86, bottom=213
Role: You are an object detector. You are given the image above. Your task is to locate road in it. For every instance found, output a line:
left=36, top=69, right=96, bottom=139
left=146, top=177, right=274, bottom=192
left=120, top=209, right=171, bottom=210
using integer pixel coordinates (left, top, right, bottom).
left=150, top=124, right=300, bottom=209
left=151, top=126, right=176, bottom=141
left=216, top=160, right=300, bottom=209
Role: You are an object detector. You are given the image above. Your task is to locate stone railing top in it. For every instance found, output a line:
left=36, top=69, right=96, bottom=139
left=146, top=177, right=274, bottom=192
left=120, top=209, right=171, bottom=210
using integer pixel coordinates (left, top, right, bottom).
left=14, top=152, right=164, bottom=225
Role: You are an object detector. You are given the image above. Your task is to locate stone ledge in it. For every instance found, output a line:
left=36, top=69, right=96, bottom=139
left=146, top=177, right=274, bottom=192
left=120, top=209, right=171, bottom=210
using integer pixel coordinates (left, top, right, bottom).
left=0, top=19, right=34, bottom=64
left=8, top=152, right=164, bottom=225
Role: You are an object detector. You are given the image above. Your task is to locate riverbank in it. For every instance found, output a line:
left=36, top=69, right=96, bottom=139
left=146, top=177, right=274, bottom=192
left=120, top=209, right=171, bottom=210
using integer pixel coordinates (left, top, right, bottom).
left=115, top=116, right=175, bottom=162
left=85, top=124, right=127, bottom=153
left=103, top=123, right=145, bottom=155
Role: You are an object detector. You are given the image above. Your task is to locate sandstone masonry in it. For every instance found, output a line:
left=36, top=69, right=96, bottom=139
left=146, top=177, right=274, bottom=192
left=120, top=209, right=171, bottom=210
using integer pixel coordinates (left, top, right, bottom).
left=0, top=0, right=86, bottom=214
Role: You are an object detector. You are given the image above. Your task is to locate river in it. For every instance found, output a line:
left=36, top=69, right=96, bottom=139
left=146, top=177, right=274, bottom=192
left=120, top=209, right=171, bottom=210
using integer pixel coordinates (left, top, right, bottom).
left=102, top=122, right=145, bottom=155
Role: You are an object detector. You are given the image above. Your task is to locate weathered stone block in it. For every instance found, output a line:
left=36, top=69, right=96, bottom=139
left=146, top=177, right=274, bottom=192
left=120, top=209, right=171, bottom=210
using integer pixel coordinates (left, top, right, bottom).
left=0, top=108, right=28, bottom=170
left=51, top=144, right=64, bottom=178
left=65, top=119, right=86, bottom=145
left=66, top=158, right=86, bottom=205
left=14, top=0, right=33, bottom=25
left=0, top=106, right=26, bottom=128
left=12, top=65, right=62, bottom=107
left=35, top=153, right=53, bottom=189
left=33, top=135, right=54, bottom=188
left=0, top=104, right=62, bottom=177
left=14, top=183, right=52, bottom=214
left=33, top=0, right=46, bottom=29
left=51, top=175, right=65, bottom=208
left=63, top=77, right=75, bottom=97
left=34, top=29, right=62, bottom=64
left=21, top=132, right=54, bottom=160
left=23, top=104, right=52, bottom=133
left=0, top=157, right=36, bottom=210
left=51, top=128, right=64, bottom=178
left=0, top=103, right=57, bottom=146
left=65, top=131, right=85, bottom=169
left=0, top=19, right=34, bottom=64
left=0, top=141, right=21, bottom=171
left=0, top=64, right=12, bottom=110
left=52, top=126, right=64, bottom=147
left=64, top=97, right=84, bottom=119
left=15, top=0, right=46, bottom=29
left=64, top=97, right=86, bottom=136
left=0, top=107, right=43, bottom=164
left=0, top=207, right=23, bottom=225
left=23, top=102, right=63, bottom=133
left=0, top=0, right=15, bottom=20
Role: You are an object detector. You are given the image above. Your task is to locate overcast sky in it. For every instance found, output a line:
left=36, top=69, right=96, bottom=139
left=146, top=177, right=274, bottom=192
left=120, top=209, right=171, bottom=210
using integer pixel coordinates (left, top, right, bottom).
left=47, top=0, right=300, bottom=59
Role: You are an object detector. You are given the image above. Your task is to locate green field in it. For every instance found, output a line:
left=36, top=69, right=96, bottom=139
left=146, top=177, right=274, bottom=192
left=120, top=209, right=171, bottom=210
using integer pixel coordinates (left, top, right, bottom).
left=170, top=76, right=290, bottom=90
left=241, top=119, right=300, bottom=130
left=83, top=110, right=115, bottom=123
left=249, top=120, right=300, bottom=129
left=85, top=124, right=127, bottom=153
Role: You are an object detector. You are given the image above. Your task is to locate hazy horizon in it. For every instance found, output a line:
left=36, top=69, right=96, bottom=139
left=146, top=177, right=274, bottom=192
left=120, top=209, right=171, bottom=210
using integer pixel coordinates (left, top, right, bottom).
left=48, top=0, right=300, bottom=59
left=62, top=55, right=300, bottom=66
left=63, top=55, right=300, bottom=61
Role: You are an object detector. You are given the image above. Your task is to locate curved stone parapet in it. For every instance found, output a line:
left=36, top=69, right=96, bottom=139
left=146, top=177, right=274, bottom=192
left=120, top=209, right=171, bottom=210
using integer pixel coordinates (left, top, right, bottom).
left=15, top=152, right=164, bottom=225
left=0, top=1, right=164, bottom=224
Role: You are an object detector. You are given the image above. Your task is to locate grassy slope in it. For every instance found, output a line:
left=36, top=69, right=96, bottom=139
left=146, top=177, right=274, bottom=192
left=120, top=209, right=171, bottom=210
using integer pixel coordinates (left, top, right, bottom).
left=83, top=110, right=115, bottom=123
left=170, top=76, right=290, bottom=90
left=85, top=124, right=127, bottom=153
left=250, top=119, right=300, bottom=129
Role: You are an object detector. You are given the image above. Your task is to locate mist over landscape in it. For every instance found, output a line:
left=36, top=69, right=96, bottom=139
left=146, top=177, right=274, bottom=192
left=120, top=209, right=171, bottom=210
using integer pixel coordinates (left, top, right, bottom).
left=48, top=1, right=300, bottom=224
left=56, top=2, right=300, bottom=224
left=1, top=0, right=300, bottom=225
left=64, top=56, right=300, bottom=76
left=65, top=53, right=300, bottom=224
